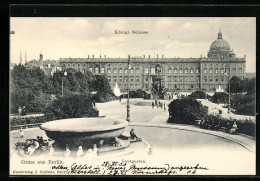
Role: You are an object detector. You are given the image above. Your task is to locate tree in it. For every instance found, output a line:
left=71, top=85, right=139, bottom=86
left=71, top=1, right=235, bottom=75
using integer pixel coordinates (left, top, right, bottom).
left=228, top=76, right=243, bottom=94
left=210, top=92, right=228, bottom=104
left=94, top=75, right=113, bottom=94
left=44, top=94, right=99, bottom=119
left=167, top=98, right=208, bottom=124
left=190, top=91, right=207, bottom=99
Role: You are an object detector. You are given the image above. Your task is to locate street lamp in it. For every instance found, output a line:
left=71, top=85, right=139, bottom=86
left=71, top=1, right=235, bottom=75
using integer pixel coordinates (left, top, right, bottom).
left=224, top=63, right=231, bottom=114
left=126, top=55, right=131, bottom=122
left=62, top=70, right=67, bottom=96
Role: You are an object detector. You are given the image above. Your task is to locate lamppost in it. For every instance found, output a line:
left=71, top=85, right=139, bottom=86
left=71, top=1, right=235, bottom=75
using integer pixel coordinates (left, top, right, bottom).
left=224, top=63, right=231, bottom=114
left=126, top=55, right=131, bottom=122
left=62, top=70, right=67, bottom=96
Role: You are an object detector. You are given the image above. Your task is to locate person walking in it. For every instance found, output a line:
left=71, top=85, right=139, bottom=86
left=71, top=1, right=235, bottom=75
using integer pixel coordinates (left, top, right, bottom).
left=19, top=129, right=24, bottom=138
left=152, top=102, right=154, bottom=108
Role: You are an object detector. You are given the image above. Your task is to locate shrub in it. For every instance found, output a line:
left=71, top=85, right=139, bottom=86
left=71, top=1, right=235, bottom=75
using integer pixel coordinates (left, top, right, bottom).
left=120, top=89, right=150, bottom=99
left=210, top=92, right=228, bottom=104
left=44, top=94, right=99, bottom=120
left=167, top=98, right=208, bottom=124
left=190, top=91, right=209, bottom=99
left=92, top=92, right=116, bottom=103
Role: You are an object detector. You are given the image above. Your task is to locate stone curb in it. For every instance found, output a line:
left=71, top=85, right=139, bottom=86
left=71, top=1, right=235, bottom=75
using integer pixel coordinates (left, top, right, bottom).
left=129, top=123, right=255, bottom=153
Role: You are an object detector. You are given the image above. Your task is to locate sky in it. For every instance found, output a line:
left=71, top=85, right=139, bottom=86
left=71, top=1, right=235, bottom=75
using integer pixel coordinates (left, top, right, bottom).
left=10, top=17, right=256, bottom=72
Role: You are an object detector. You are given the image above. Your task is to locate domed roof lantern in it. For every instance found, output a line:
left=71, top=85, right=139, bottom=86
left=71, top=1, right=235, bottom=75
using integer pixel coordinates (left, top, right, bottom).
left=218, top=30, right=222, bottom=39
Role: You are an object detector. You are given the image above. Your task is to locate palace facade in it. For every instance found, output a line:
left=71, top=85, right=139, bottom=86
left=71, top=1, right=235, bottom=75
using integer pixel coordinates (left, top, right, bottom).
left=59, top=32, right=246, bottom=93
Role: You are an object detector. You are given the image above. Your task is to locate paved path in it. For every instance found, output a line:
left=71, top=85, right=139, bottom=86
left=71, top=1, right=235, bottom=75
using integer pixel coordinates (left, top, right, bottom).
left=197, top=99, right=255, bottom=121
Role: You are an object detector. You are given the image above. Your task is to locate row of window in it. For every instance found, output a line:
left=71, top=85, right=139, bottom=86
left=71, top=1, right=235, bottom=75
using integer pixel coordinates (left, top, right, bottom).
left=203, top=68, right=242, bottom=74
left=78, top=67, right=243, bottom=75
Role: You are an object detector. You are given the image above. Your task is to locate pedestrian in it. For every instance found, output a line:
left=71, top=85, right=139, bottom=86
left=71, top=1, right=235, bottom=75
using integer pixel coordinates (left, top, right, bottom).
left=18, top=107, right=22, bottom=117
left=65, top=145, right=70, bottom=157
left=152, top=102, right=154, bottom=108
left=19, top=129, right=24, bottom=138
left=119, top=97, right=121, bottom=102
left=164, top=103, right=166, bottom=111
left=230, top=122, right=238, bottom=134
left=155, top=99, right=157, bottom=106
left=77, top=146, right=84, bottom=157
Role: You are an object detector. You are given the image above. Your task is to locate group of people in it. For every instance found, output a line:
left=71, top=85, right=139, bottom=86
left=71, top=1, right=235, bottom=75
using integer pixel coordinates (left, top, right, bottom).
left=74, top=144, right=98, bottom=159
left=152, top=99, right=166, bottom=111
left=15, top=136, right=50, bottom=156
left=196, top=119, right=238, bottom=134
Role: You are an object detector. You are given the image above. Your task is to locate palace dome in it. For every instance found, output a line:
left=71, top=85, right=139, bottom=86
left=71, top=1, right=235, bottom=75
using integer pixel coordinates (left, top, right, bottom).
left=209, top=32, right=230, bottom=51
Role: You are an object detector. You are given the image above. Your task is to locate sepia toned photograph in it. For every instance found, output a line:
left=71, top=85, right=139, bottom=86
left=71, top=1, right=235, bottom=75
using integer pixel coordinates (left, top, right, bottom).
left=10, top=17, right=256, bottom=175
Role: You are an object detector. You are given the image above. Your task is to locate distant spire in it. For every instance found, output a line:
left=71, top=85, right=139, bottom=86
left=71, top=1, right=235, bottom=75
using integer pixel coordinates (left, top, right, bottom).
left=25, top=50, right=27, bottom=64
left=20, top=50, right=23, bottom=65
left=218, top=30, right=222, bottom=39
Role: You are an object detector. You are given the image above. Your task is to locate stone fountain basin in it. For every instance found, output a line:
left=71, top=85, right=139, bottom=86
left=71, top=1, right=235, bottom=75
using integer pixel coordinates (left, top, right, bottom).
left=40, top=117, right=128, bottom=143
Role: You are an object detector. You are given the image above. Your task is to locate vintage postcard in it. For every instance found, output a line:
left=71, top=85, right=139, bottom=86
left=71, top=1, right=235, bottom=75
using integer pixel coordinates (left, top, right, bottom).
left=10, top=17, right=256, bottom=175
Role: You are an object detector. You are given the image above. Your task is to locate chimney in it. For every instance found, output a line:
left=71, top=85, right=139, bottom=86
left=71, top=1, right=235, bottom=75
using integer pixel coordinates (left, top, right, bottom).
left=143, top=55, right=145, bottom=58
left=104, top=55, right=106, bottom=58
left=92, top=55, right=94, bottom=58
left=88, top=55, right=89, bottom=59
left=100, top=54, right=101, bottom=58
left=162, top=54, right=164, bottom=58
left=157, top=54, right=159, bottom=58
left=149, top=55, right=150, bottom=59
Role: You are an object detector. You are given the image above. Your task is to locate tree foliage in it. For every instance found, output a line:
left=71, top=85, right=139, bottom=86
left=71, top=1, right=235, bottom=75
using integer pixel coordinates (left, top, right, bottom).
left=210, top=92, right=229, bottom=104
left=190, top=91, right=207, bottom=99
left=44, top=94, right=99, bottom=120
left=167, top=98, right=208, bottom=124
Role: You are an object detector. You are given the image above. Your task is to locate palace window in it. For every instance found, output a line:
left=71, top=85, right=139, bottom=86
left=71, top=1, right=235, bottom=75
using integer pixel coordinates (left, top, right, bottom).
left=107, top=68, right=111, bottom=73
left=173, top=76, right=177, bottom=82
left=83, top=70, right=86, bottom=74
left=221, top=68, right=224, bottom=73
left=119, top=76, right=123, bottom=82
left=184, top=76, right=188, bottom=82
left=130, top=68, right=134, bottom=74
left=196, top=69, right=199, bottom=73
left=89, top=68, right=93, bottom=72
left=209, top=77, right=212, bottom=82
left=136, top=76, right=139, bottom=82
left=168, top=84, right=172, bottom=89
left=174, top=69, right=177, bottom=73
left=119, top=68, right=123, bottom=74
left=239, top=68, right=242, bottom=73
left=174, top=84, right=177, bottom=89
left=145, top=68, right=149, bottom=74
left=108, top=77, right=111, bottom=81
left=130, top=76, right=134, bottom=81
left=190, top=76, right=194, bottom=82
left=204, top=76, right=207, bottom=82
left=221, top=76, right=224, bottom=82
left=180, top=69, right=183, bottom=74
left=190, top=69, right=194, bottom=73
left=179, top=76, right=183, bottom=82
left=204, top=69, right=207, bottom=73
left=100, top=67, right=105, bottom=73
left=78, top=64, right=80, bottom=67
left=95, top=67, right=99, bottom=73
left=124, top=68, right=128, bottom=74
left=190, top=84, right=194, bottom=89
left=209, top=64, right=212, bottom=68
left=113, top=76, right=117, bottom=81
left=168, top=68, right=172, bottom=74
left=83, top=64, right=86, bottom=67
left=151, top=68, right=155, bottom=73
left=215, top=68, right=218, bottom=73
left=209, top=69, right=213, bottom=74
left=215, top=76, right=218, bottom=82
left=233, top=68, right=236, bottom=74
left=67, top=64, right=70, bottom=67
left=73, top=64, right=75, bottom=67
left=113, top=69, right=117, bottom=74
left=185, top=68, right=188, bottom=74
left=168, top=76, right=172, bottom=81
left=136, top=68, right=140, bottom=73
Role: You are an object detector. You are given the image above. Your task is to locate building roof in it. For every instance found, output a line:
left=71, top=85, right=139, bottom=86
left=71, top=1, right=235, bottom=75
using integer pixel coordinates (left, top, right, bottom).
left=209, top=32, right=231, bottom=51
left=59, top=57, right=245, bottom=63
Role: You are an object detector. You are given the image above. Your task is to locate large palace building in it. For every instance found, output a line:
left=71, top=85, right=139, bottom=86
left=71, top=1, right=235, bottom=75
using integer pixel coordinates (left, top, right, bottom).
left=59, top=32, right=246, bottom=93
